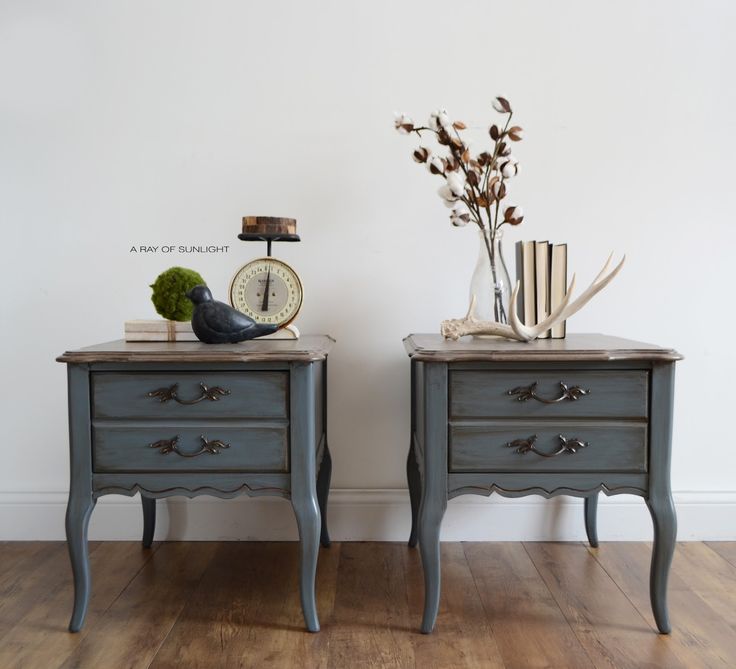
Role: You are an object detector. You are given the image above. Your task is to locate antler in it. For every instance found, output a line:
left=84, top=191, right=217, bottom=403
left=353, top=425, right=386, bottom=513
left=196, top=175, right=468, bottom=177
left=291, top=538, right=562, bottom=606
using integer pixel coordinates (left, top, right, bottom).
left=441, top=254, right=625, bottom=342
left=441, top=295, right=526, bottom=341
left=509, top=253, right=625, bottom=341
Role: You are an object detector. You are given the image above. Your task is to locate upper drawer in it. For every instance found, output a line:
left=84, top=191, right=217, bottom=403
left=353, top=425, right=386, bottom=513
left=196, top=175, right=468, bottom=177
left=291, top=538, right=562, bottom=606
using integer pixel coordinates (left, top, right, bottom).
left=92, top=372, right=288, bottom=419
left=449, top=370, right=648, bottom=419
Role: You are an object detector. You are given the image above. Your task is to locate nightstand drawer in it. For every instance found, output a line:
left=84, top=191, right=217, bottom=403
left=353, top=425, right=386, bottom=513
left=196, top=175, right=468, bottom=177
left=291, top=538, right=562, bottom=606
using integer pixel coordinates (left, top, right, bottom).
left=449, top=422, right=647, bottom=473
left=449, top=370, right=648, bottom=419
left=92, top=372, right=287, bottom=419
left=93, top=425, right=288, bottom=472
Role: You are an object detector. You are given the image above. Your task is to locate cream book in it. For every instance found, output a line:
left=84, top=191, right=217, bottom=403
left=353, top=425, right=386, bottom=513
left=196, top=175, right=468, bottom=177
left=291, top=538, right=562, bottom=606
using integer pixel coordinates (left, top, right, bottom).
left=534, top=241, right=551, bottom=338
left=125, top=320, right=198, bottom=341
left=550, top=244, right=568, bottom=339
left=515, top=241, right=536, bottom=325
left=124, top=320, right=300, bottom=341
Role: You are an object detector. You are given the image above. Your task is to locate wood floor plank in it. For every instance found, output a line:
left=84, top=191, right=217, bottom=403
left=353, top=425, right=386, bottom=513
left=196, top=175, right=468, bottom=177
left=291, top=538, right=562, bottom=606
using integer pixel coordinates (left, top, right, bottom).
left=150, top=541, right=340, bottom=669
left=0, top=542, right=75, bottom=642
left=589, top=542, right=736, bottom=669
left=59, top=541, right=217, bottom=669
left=0, top=541, right=733, bottom=669
left=326, top=542, right=414, bottom=669
left=405, top=543, right=506, bottom=669
left=0, top=542, right=61, bottom=580
left=524, top=541, right=686, bottom=669
left=668, top=543, right=736, bottom=633
left=706, top=542, right=736, bottom=569
left=464, top=542, right=592, bottom=669
left=0, top=542, right=158, bottom=669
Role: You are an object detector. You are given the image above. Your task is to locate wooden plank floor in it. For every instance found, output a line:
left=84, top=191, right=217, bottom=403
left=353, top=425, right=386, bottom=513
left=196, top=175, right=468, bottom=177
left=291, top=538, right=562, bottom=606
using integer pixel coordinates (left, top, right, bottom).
left=0, top=542, right=734, bottom=669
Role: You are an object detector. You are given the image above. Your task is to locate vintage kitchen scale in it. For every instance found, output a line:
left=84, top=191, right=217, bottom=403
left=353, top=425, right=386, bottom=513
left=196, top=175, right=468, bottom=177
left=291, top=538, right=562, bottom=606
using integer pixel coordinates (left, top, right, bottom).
left=228, top=216, right=303, bottom=339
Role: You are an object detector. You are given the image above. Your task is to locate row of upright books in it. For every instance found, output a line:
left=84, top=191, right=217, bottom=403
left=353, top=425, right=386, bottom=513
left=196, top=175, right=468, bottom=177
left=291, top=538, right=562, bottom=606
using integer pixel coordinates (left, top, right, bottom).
left=515, top=241, right=567, bottom=339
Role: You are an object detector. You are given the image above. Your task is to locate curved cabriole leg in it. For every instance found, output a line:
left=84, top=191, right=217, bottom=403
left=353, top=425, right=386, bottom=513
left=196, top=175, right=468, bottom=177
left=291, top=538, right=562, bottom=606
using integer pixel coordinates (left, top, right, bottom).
left=418, top=362, right=448, bottom=634
left=141, top=496, right=156, bottom=548
left=290, top=361, right=321, bottom=633
left=407, top=443, right=420, bottom=548
left=65, top=491, right=96, bottom=632
left=407, top=358, right=420, bottom=548
left=291, top=496, right=321, bottom=632
left=647, top=493, right=677, bottom=634
left=584, top=493, right=599, bottom=547
left=419, top=497, right=446, bottom=633
left=647, top=361, right=678, bottom=634
left=316, top=444, right=332, bottom=548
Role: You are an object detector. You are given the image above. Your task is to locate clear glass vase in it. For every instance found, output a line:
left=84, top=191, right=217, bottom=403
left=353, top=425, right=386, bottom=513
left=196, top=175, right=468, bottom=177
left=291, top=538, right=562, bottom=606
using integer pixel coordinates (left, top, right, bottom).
left=469, top=227, right=512, bottom=325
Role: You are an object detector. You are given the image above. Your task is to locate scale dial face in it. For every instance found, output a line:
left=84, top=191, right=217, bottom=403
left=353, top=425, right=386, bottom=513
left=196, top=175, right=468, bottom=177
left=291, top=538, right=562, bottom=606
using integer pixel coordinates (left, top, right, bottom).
left=229, top=257, right=303, bottom=327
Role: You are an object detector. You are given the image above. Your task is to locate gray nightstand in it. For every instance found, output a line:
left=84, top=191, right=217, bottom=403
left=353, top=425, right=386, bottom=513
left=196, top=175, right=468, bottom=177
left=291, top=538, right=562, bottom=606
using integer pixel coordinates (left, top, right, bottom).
left=57, top=336, right=333, bottom=633
left=404, top=333, right=682, bottom=634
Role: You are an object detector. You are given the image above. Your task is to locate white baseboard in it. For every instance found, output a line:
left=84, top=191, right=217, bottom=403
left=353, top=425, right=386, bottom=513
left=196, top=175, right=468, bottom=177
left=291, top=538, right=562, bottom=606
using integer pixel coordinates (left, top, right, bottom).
left=0, top=490, right=734, bottom=541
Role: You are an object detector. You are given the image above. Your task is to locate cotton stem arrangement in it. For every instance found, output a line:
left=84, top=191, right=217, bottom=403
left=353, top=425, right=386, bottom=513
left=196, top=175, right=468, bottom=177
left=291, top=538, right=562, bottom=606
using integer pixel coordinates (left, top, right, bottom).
left=394, top=97, right=525, bottom=323
left=394, top=96, right=524, bottom=235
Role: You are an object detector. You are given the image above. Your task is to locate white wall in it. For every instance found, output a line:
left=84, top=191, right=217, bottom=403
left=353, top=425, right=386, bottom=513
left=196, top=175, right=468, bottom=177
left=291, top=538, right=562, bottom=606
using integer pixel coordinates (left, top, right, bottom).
left=1, top=0, right=734, bottom=540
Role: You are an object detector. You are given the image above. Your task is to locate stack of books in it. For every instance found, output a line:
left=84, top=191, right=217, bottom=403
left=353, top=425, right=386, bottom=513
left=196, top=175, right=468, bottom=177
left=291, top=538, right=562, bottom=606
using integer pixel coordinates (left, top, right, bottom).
left=515, top=241, right=568, bottom=339
left=125, top=320, right=198, bottom=342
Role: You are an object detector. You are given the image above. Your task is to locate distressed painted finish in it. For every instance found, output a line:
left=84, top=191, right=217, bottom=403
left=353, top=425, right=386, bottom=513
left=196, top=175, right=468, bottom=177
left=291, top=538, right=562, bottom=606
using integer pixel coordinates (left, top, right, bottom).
left=65, top=364, right=96, bottom=633
left=585, top=493, right=599, bottom=547
left=450, top=369, right=648, bottom=419
left=404, top=333, right=682, bottom=362
left=141, top=496, right=155, bottom=548
left=448, top=422, right=647, bottom=473
left=93, top=424, right=289, bottom=472
left=418, top=362, right=448, bottom=634
left=59, top=337, right=333, bottom=633
left=405, top=333, right=680, bottom=635
left=57, top=336, right=334, bottom=364
left=92, top=371, right=288, bottom=419
left=289, top=362, right=321, bottom=632
left=647, top=362, right=678, bottom=634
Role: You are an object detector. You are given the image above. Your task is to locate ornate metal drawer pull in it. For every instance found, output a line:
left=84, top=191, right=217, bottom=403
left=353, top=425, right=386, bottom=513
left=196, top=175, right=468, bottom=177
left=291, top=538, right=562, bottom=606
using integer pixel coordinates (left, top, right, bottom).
left=149, top=435, right=231, bottom=457
left=507, top=381, right=590, bottom=404
left=147, top=382, right=231, bottom=405
left=506, top=434, right=589, bottom=458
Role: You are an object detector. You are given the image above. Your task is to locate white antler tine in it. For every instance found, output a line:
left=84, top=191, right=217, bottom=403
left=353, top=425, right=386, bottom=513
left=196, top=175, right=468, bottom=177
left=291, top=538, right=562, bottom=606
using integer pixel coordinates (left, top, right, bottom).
left=442, top=255, right=624, bottom=343
left=555, top=254, right=625, bottom=322
left=591, top=252, right=614, bottom=284
left=511, top=273, right=577, bottom=340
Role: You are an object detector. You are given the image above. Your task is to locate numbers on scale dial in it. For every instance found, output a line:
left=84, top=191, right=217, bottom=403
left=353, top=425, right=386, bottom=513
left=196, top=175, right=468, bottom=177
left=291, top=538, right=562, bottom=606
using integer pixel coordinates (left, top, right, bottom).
left=229, top=258, right=303, bottom=326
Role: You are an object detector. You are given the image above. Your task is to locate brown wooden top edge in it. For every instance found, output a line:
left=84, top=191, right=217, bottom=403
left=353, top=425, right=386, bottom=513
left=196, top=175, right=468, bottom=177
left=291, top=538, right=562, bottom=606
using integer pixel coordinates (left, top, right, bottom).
left=403, top=333, right=683, bottom=362
left=242, top=216, right=296, bottom=235
left=57, top=335, right=335, bottom=364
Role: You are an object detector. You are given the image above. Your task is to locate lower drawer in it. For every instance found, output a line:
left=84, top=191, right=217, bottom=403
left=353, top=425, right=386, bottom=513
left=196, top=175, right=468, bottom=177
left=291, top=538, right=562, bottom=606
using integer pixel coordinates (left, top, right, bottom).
left=449, top=422, right=647, bottom=473
left=93, top=425, right=288, bottom=473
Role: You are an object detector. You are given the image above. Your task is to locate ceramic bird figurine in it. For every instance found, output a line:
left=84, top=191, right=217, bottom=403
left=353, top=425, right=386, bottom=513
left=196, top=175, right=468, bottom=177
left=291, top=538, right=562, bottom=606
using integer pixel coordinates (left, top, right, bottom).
left=186, top=285, right=278, bottom=343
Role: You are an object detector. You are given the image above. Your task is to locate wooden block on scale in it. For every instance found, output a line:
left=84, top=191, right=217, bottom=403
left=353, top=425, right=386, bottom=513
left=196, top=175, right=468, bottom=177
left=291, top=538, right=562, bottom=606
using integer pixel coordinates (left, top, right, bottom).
left=242, top=216, right=296, bottom=236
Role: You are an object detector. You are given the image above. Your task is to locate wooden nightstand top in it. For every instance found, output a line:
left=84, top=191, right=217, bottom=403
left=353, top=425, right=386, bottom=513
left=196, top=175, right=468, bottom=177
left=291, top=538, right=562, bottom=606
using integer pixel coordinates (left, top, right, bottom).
left=403, top=333, right=682, bottom=363
left=57, top=335, right=335, bottom=364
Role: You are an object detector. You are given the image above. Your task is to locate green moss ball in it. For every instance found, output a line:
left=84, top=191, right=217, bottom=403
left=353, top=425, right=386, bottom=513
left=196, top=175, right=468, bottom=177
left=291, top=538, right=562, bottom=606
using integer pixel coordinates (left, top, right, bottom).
left=150, top=267, right=206, bottom=321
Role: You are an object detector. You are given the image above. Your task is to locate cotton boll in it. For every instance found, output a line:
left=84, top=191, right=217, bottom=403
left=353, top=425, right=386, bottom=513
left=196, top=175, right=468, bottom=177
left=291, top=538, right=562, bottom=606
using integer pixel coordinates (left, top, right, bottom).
left=446, top=172, right=466, bottom=197
left=450, top=206, right=472, bottom=227
left=427, top=156, right=445, bottom=174
left=394, top=112, right=414, bottom=134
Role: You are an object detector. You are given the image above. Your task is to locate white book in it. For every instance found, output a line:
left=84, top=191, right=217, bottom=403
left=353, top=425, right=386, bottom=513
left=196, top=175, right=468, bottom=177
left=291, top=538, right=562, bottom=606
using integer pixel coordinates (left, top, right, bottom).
left=534, top=241, right=551, bottom=338
left=550, top=244, right=568, bottom=339
left=515, top=241, right=536, bottom=325
left=124, top=320, right=198, bottom=341
left=124, top=319, right=300, bottom=341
